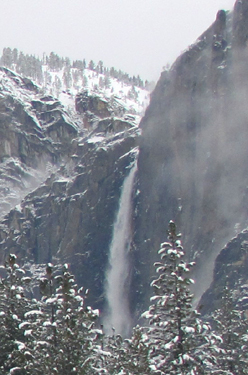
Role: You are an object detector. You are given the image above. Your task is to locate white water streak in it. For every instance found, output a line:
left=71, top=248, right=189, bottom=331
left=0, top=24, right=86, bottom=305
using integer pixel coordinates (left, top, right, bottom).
left=104, top=162, right=137, bottom=336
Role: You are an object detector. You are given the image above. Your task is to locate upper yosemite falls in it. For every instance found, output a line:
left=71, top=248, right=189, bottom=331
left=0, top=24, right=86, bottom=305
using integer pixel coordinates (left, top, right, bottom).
left=1, top=0, right=248, bottom=334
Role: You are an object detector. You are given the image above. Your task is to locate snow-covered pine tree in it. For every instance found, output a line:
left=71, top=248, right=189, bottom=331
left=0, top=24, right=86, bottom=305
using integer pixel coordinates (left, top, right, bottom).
left=0, top=254, right=34, bottom=373
left=101, top=326, right=151, bottom=374
left=100, top=327, right=149, bottom=375
left=122, top=325, right=151, bottom=375
left=63, top=66, right=72, bottom=90
left=91, top=329, right=129, bottom=374
left=98, top=330, right=126, bottom=374
left=211, top=284, right=248, bottom=374
left=88, top=60, right=95, bottom=71
left=29, top=263, right=101, bottom=375
left=142, top=221, right=214, bottom=374
left=1, top=47, right=13, bottom=68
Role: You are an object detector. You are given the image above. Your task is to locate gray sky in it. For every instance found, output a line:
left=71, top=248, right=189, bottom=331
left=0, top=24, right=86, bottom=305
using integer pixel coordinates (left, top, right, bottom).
left=0, top=0, right=235, bottom=81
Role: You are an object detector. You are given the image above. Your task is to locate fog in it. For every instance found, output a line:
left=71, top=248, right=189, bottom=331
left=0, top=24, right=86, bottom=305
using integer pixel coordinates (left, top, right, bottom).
left=0, top=0, right=236, bottom=81
left=137, top=1, right=248, bottom=304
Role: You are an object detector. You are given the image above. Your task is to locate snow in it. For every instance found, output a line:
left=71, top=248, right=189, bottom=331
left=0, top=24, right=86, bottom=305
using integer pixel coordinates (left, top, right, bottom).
left=93, top=348, right=112, bottom=357
left=87, top=136, right=105, bottom=144
left=14, top=341, right=26, bottom=350
left=19, top=321, right=30, bottom=329
left=91, top=308, right=99, bottom=317
left=0, top=64, right=148, bottom=224
left=45, top=297, right=57, bottom=304
left=24, top=329, right=32, bottom=336
left=10, top=367, right=22, bottom=374
left=164, top=342, right=173, bottom=350
left=15, top=204, right=22, bottom=212
left=43, top=321, right=52, bottom=327
left=150, top=295, right=161, bottom=301
left=40, top=64, right=149, bottom=118
left=167, top=249, right=178, bottom=255
left=141, top=311, right=152, bottom=319
left=184, top=326, right=195, bottom=334
left=36, top=341, right=49, bottom=346
left=24, top=310, right=43, bottom=317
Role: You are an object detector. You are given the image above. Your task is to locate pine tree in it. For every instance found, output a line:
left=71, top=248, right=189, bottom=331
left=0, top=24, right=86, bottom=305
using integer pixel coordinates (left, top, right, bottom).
left=63, top=67, right=72, bottom=90
left=28, top=263, right=100, bottom=375
left=104, top=75, right=111, bottom=89
left=0, top=254, right=34, bottom=373
left=142, top=221, right=215, bottom=374
left=12, top=48, right=18, bottom=65
left=88, top=60, right=95, bottom=71
left=82, top=74, right=88, bottom=88
left=72, top=60, right=85, bottom=71
left=123, top=325, right=151, bottom=375
left=102, top=330, right=128, bottom=374
left=48, top=52, right=63, bottom=72
left=100, top=326, right=151, bottom=374
left=16, top=52, right=27, bottom=76
left=1, top=47, right=13, bottom=68
left=212, top=285, right=248, bottom=374
left=97, top=60, right=104, bottom=74
left=54, top=75, right=62, bottom=98
left=99, top=76, right=105, bottom=89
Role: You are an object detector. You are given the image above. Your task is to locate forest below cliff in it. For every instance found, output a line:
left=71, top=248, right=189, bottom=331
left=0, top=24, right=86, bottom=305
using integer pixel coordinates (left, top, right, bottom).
left=0, top=222, right=245, bottom=375
left=0, top=47, right=153, bottom=98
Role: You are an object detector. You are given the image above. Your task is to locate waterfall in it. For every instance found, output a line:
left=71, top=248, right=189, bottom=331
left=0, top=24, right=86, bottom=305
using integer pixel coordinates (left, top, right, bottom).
left=103, top=161, right=137, bottom=337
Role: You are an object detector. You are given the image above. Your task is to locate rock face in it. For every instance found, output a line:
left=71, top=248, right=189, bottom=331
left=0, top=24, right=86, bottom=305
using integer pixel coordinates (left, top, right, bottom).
left=133, top=0, right=248, bottom=308
left=0, top=69, right=76, bottom=217
left=76, top=90, right=113, bottom=119
left=200, top=230, right=248, bottom=314
left=0, top=67, right=139, bottom=309
left=75, top=90, right=128, bottom=130
left=0, top=129, right=138, bottom=308
left=2, top=0, right=248, bottom=318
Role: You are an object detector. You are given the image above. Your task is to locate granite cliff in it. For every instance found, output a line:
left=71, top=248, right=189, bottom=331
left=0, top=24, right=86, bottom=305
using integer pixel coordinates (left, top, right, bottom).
left=133, top=0, right=248, bottom=309
left=2, top=0, right=248, bottom=320
left=0, top=66, right=141, bottom=310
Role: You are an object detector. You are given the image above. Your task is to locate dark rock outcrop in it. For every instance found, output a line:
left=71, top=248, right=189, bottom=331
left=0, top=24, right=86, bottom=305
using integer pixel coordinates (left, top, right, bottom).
left=75, top=90, right=128, bottom=130
left=0, top=68, right=78, bottom=217
left=76, top=90, right=112, bottom=118
left=96, top=117, right=134, bottom=134
left=200, top=230, right=248, bottom=314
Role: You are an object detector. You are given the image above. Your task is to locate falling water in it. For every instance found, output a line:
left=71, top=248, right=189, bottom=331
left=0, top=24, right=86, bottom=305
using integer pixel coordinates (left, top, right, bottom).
left=103, top=161, right=137, bottom=337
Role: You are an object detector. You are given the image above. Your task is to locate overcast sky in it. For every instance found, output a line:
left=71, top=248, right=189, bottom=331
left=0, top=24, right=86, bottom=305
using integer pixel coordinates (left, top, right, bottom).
left=0, top=0, right=235, bottom=81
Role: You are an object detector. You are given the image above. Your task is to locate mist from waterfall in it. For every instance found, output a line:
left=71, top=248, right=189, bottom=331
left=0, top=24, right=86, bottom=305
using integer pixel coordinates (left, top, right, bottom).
left=103, top=161, right=137, bottom=337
